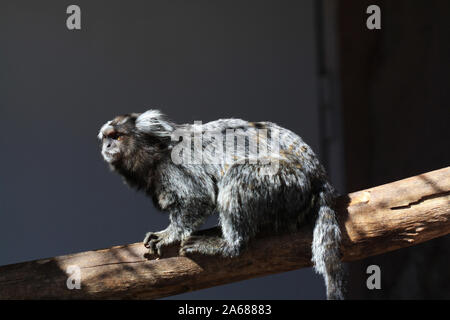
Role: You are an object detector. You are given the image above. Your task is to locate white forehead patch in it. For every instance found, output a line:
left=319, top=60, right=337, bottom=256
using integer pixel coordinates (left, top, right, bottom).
left=98, top=120, right=113, bottom=140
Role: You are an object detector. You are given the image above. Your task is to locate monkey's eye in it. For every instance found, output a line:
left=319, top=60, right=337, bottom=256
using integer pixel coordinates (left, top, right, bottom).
left=108, top=132, right=124, bottom=140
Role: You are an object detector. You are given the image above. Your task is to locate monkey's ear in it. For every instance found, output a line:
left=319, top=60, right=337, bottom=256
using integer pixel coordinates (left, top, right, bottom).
left=135, top=109, right=174, bottom=137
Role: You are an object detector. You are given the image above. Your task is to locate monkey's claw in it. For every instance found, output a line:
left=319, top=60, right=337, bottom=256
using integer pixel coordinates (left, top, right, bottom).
left=143, top=231, right=177, bottom=257
left=143, top=232, right=163, bottom=256
left=143, top=232, right=158, bottom=248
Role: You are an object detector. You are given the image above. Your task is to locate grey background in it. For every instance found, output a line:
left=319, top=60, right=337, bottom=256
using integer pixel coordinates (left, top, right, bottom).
left=0, top=0, right=333, bottom=298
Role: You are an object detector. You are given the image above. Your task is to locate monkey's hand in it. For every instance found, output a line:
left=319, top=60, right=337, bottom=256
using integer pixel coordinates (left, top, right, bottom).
left=143, top=229, right=180, bottom=257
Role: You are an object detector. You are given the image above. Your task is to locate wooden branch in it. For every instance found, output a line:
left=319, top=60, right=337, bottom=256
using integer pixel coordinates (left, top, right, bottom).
left=0, top=167, right=449, bottom=299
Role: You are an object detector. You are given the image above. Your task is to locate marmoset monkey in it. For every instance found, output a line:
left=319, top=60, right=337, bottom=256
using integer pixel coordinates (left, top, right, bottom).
left=98, top=110, right=344, bottom=299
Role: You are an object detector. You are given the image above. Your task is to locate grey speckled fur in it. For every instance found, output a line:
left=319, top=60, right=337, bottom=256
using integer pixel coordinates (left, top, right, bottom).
left=98, top=110, right=345, bottom=299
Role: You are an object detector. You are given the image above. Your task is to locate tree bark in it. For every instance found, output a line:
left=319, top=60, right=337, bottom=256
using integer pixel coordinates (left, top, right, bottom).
left=0, top=167, right=449, bottom=299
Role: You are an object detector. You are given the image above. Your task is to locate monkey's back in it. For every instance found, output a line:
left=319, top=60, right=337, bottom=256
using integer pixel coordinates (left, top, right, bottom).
left=177, top=118, right=327, bottom=182
left=173, top=118, right=328, bottom=236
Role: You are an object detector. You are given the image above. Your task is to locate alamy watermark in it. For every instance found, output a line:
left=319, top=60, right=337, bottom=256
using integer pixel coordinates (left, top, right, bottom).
left=366, top=264, right=381, bottom=290
left=366, top=5, right=381, bottom=30
left=66, top=5, right=81, bottom=30
left=66, top=265, right=81, bottom=290
left=169, top=122, right=280, bottom=176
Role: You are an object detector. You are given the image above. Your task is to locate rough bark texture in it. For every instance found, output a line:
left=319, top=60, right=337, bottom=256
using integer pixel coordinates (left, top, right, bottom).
left=0, top=167, right=449, bottom=299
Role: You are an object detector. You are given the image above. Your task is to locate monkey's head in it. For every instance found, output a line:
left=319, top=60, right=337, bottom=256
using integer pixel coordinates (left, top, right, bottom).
left=98, top=110, right=175, bottom=171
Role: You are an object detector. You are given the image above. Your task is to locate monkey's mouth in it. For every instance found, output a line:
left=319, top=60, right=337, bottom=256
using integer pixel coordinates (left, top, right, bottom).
left=102, top=150, right=120, bottom=163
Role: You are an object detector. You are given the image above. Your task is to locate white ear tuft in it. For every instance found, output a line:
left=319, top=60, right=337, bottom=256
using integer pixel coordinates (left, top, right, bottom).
left=135, top=110, right=174, bottom=137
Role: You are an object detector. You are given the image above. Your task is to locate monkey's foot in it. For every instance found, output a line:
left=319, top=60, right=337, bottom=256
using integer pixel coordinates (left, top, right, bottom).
left=143, top=231, right=179, bottom=257
left=180, top=236, right=230, bottom=256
